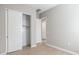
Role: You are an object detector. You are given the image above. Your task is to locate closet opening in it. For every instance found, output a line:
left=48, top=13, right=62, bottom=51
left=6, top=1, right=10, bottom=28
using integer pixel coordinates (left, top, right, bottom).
left=22, top=14, right=31, bottom=49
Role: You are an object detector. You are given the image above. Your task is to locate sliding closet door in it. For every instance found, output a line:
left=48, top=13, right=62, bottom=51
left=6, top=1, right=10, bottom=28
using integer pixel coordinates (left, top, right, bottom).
left=7, top=9, right=22, bottom=53
left=0, top=9, right=6, bottom=54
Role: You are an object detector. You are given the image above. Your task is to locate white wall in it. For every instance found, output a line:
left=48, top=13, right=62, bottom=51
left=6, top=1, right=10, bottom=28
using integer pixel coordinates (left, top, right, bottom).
left=30, top=11, right=37, bottom=47
left=40, top=4, right=79, bottom=54
left=36, top=19, right=42, bottom=43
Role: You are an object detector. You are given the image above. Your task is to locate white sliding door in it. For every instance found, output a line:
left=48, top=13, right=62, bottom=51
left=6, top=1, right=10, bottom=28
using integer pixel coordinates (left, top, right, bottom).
left=0, top=9, right=6, bottom=54
left=7, top=9, right=22, bottom=53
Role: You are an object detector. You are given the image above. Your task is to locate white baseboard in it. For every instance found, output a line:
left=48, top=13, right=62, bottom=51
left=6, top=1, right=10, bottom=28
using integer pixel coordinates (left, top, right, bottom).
left=0, top=52, right=6, bottom=55
left=46, top=43, right=78, bottom=55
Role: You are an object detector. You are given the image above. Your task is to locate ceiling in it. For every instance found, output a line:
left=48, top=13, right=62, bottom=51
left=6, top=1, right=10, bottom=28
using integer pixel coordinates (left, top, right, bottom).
left=28, top=4, right=58, bottom=13
left=0, top=4, right=58, bottom=13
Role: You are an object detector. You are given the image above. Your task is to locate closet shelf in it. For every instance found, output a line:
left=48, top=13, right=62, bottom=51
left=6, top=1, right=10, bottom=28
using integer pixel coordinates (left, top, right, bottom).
left=22, top=25, right=30, bottom=27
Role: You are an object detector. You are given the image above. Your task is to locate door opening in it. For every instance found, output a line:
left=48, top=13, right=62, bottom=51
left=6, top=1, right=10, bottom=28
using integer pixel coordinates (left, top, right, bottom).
left=41, top=17, right=47, bottom=43
left=22, top=14, right=31, bottom=48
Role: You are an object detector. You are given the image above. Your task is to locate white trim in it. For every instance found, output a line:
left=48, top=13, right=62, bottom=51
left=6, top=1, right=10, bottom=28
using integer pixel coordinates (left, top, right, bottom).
left=46, top=43, right=78, bottom=55
left=0, top=53, right=6, bottom=55
left=5, top=8, right=8, bottom=54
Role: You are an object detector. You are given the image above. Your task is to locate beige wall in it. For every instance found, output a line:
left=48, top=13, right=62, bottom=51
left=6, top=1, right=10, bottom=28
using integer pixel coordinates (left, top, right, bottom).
left=40, top=4, right=79, bottom=54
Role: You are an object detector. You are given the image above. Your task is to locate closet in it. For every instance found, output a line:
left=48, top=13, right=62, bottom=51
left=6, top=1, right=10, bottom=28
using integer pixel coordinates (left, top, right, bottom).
left=7, top=10, right=31, bottom=53
left=22, top=14, right=31, bottom=48
left=0, top=8, right=31, bottom=54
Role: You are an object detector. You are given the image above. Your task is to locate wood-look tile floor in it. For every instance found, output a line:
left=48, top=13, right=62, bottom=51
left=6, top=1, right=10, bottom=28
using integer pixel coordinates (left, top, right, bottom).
left=7, top=43, right=70, bottom=55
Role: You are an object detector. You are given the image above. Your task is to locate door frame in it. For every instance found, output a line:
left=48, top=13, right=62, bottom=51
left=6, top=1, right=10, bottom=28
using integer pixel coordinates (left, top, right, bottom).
left=41, top=16, right=47, bottom=42
left=5, top=8, right=8, bottom=54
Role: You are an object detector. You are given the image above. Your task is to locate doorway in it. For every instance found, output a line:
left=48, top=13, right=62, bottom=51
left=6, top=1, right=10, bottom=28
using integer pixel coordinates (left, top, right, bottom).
left=41, top=17, right=47, bottom=43
left=22, top=14, right=31, bottom=48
